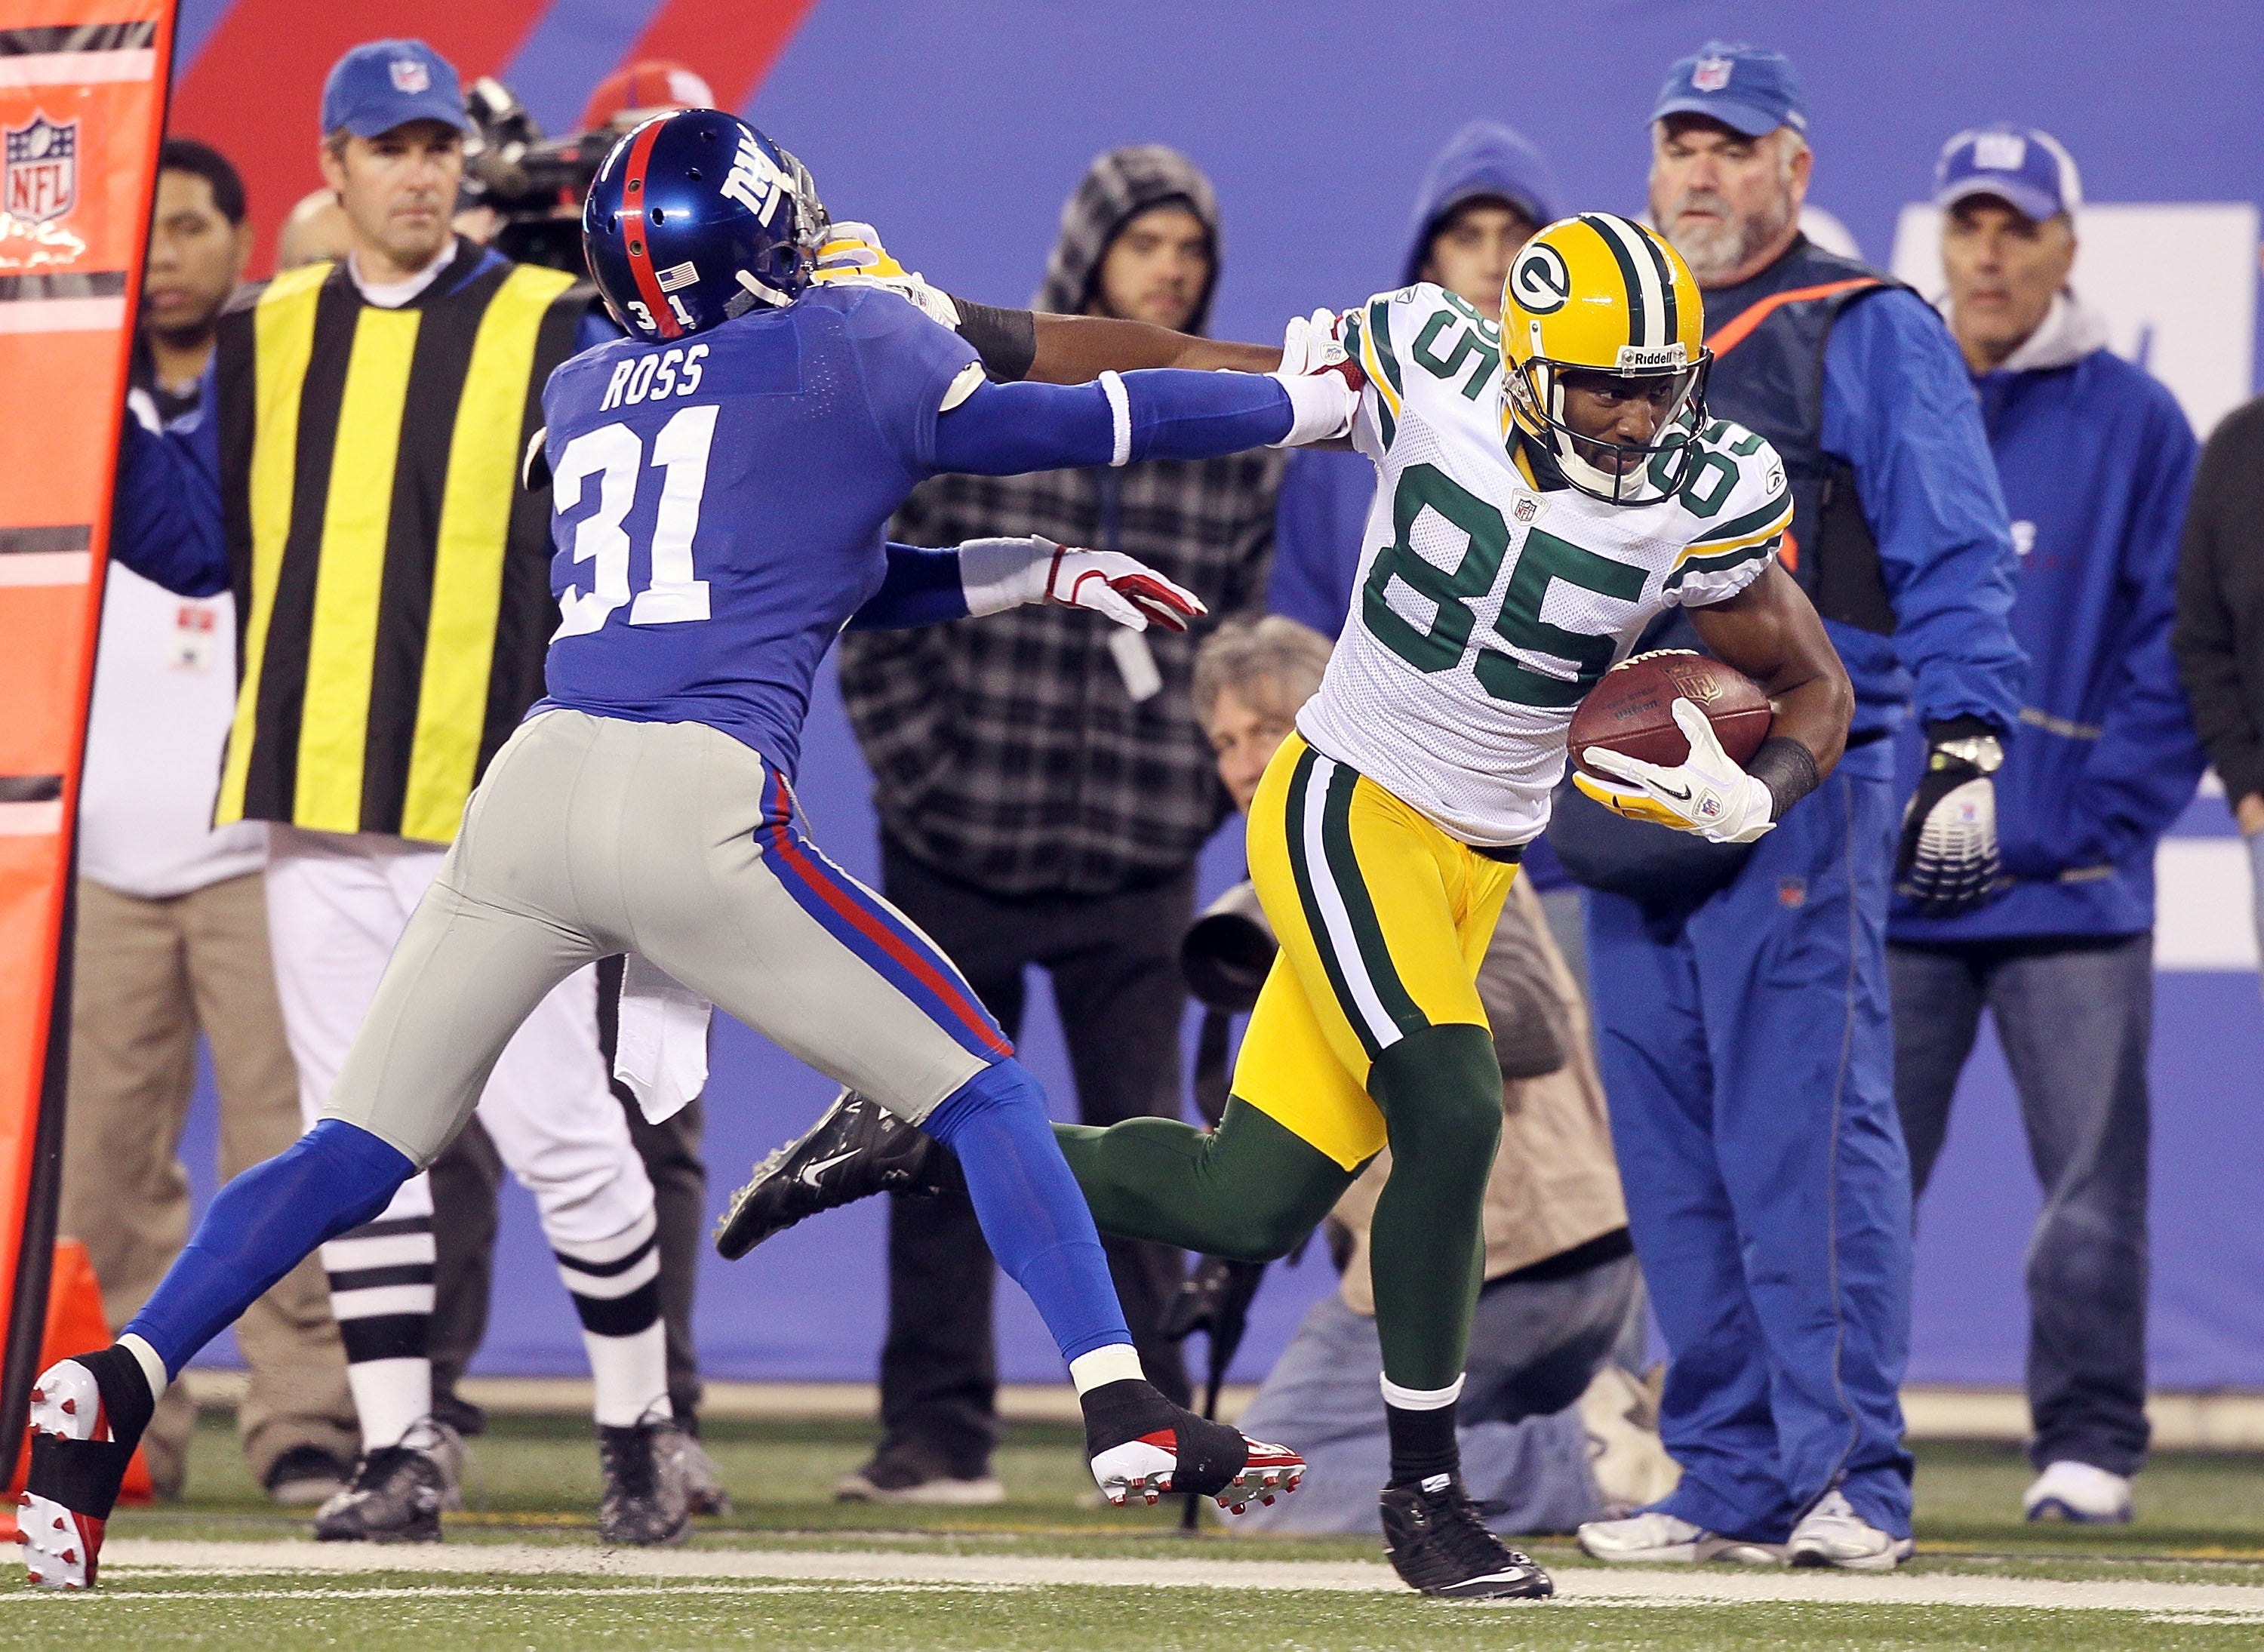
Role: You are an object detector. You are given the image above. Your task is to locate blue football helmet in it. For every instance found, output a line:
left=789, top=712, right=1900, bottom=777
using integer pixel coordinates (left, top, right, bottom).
left=583, top=108, right=811, bottom=342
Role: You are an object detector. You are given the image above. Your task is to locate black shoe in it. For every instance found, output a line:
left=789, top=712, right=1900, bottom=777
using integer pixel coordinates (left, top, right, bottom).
left=1081, top=1378, right=1305, bottom=1513
left=1380, top=1475, right=1555, bottom=1600
left=715, top=1089, right=958, bottom=1260
left=263, top=1444, right=352, bottom=1508
left=312, top=1446, right=446, bottom=1543
left=598, top=1421, right=692, bottom=1547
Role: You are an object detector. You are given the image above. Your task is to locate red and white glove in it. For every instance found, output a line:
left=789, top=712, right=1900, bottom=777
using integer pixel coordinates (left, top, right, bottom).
left=1267, top=306, right=1364, bottom=446
left=959, top=536, right=1207, bottom=633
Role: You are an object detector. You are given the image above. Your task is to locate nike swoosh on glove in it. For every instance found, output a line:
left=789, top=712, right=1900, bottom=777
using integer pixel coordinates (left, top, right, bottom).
left=811, top=220, right=962, bottom=329
left=1896, top=737, right=2003, bottom=915
left=1573, top=698, right=1777, bottom=844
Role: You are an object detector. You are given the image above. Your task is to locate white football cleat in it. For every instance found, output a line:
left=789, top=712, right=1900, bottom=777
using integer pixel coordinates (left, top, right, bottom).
left=1787, top=1490, right=1914, bottom=1570
left=1577, top=1509, right=1786, bottom=1565
left=2024, top=1460, right=2133, bottom=1524
left=19, top=1360, right=115, bottom=1589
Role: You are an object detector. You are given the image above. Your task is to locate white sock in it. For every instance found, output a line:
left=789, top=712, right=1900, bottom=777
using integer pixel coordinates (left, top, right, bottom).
left=1069, top=1343, right=1144, bottom=1395
left=320, top=1179, right=438, bottom=1454
left=552, top=1210, right=669, bottom=1429
left=117, top=1333, right=170, bottom=1407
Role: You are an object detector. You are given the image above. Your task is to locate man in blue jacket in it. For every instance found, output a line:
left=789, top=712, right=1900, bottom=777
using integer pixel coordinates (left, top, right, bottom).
left=1569, top=44, right=2026, bottom=1570
left=1889, top=128, right=2201, bottom=1527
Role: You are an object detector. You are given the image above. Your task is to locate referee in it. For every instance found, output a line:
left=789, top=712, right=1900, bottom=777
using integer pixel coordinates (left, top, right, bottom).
left=109, top=40, right=683, bottom=1546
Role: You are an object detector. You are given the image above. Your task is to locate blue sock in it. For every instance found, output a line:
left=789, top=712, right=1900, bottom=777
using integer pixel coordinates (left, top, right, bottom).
left=123, top=1120, right=414, bottom=1378
left=922, top=1060, right=1131, bottom=1365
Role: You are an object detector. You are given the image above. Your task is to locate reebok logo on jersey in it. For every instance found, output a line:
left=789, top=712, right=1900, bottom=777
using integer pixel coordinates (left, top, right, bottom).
left=721, top=132, right=783, bottom=220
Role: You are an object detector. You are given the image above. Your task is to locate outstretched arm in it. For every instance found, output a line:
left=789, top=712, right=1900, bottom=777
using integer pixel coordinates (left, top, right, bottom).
left=847, top=537, right=1204, bottom=634
left=929, top=368, right=1351, bottom=476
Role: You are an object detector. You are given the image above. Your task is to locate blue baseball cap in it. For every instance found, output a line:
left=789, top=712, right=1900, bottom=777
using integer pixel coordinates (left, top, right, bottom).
left=1934, top=125, right=2081, bottom=221
left=1651, top=42, right=1807, bottom=137
left=320, top=39, right=469, bottom=140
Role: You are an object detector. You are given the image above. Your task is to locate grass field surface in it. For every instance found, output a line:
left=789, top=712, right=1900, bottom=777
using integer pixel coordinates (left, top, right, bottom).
left=13, top=1414, right=2264, bottom=1649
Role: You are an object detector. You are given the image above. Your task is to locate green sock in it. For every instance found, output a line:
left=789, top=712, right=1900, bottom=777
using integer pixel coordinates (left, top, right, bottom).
left=1364, top=1023, right=1503, bottom=1392
left=1051, top=1097, right=1353, bottom=1261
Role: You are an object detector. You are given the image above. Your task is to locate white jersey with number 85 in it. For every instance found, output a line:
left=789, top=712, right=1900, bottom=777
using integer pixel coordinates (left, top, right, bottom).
left=1295, top=282, right=1792, bottom=847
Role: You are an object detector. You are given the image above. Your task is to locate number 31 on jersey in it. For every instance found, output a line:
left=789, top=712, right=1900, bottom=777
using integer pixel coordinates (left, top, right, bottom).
left=552, top=404, right=717, bottom=639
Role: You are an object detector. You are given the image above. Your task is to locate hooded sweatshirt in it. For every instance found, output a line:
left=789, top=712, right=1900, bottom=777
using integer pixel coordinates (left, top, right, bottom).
left=1269, top=122, right=1560, bottom=635
left=1890, top=292, right=2202, bottom=941
left=838, top=146, right=1283, bottom=898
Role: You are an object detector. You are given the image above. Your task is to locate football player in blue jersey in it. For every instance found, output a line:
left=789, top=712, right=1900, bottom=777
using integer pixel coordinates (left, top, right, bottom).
left=17, top=109, right=1361, bottom=1589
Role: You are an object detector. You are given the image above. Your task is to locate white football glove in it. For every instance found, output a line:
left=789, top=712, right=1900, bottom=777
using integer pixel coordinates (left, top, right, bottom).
left=958, top=536, right=1207, bottom=633
left=1266, top=306, right=1364, bottom=446
left=811, top=221, right=962, bottom=330
left=1573, top=698, right=1777, bottom=844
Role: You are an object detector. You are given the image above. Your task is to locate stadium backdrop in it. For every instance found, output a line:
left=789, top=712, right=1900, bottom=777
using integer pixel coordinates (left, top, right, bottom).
left=51, top=0, right=2264, bottom=1390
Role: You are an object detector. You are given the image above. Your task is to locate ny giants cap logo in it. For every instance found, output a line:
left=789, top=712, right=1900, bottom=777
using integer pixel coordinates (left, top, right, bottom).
left=5, top=114, right=78, bottom=226
left=1692, top=54, right=1733, bottom=92
left=389, top=58, right=431, bottom=94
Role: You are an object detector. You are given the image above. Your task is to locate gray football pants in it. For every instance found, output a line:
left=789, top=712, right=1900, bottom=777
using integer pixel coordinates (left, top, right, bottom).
left=324, top=710, right=995, bottom=1165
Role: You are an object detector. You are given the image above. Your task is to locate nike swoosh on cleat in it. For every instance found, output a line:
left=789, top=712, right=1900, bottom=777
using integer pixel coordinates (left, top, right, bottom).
left=796, top=1151, right=860, bottom=1188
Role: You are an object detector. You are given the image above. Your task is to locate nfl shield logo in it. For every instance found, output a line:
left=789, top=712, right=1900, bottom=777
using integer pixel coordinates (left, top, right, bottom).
left=5, top=113, right=78, bottom=226
left=389, top=57, right=431, bottom=94
left=1693, top=54, right=1733, bottom=93
left=1513, top=497, right=1537, bottom=524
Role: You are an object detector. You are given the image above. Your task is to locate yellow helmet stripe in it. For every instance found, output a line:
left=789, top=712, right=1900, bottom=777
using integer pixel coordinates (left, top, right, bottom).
left=1578, top=214, right=1650, bottom=349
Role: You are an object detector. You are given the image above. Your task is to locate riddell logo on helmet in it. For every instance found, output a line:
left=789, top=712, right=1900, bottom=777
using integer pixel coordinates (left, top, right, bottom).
left=1615, top=344, right=1687, bottom=371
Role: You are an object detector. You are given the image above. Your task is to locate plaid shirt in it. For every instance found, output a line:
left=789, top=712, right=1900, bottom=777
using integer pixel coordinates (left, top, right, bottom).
left=841, top=453, right=1282, bottom=897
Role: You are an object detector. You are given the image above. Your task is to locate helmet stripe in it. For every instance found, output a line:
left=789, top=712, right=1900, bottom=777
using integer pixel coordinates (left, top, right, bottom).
left=618, top=117, right=681, bottom=340
left=1580, top=213, right=1648, bottom=349
left=1633, top=220, right=1679, bottom=345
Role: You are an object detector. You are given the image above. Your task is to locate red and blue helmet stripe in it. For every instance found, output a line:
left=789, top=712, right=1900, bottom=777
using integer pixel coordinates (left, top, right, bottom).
left=583, top=107, right=811, bottom=341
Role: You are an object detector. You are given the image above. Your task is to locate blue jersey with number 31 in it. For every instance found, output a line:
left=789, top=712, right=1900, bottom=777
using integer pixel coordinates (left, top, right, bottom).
left=534, top=284, right=980, bottom=781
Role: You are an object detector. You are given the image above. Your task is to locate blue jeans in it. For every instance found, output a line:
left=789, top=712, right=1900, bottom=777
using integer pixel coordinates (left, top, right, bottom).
left=1232, top=1253, right=1638, bottom=1536
left=1889, top=931, right=2152, bottom=1477
left=1586, top=744, right=1915, bottom=1542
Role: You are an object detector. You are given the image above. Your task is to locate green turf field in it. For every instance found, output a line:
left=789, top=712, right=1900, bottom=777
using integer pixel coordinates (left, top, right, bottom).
left=12, top=1414, right=2264, bottom=1649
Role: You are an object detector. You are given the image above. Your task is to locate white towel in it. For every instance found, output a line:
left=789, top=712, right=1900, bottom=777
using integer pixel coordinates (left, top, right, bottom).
left=613, top=953, right=712, bottom=1124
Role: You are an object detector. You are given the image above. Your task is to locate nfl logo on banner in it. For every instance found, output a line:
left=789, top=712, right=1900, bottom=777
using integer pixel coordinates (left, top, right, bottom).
left=1693, top=54, right=1733, bottom=92
left=4, top=113, right=78, bottom=226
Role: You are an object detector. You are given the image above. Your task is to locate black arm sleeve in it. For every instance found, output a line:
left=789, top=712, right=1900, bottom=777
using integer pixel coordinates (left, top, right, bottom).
left=1747, top=735, right=1822, bottom=822
left=949, top=296, right=1038, bottom=383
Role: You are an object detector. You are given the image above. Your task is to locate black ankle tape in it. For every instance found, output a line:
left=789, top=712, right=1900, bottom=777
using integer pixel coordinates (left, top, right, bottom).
left=84, top=1345, right=158, bottom=1444
left=29, top=1432, right=137, bottom=1519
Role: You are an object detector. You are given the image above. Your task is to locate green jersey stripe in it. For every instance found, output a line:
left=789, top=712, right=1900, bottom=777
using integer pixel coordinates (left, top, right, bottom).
left=1685, top=487, right=1792, bottom=549
left=1365, top=297, right=1404, bottom=399
left=1664, top=536, right=1780, bottom=589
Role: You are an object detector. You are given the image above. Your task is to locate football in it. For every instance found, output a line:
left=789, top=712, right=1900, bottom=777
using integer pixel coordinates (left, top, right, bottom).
left=1569, top=651, right=1773, bottom=776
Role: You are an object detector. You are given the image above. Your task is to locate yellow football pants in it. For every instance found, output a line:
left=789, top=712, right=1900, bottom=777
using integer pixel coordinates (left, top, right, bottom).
left=1232, top=733, right=1518, bottom=1170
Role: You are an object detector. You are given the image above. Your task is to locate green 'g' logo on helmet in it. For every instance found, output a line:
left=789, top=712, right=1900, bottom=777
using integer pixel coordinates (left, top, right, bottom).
left=1509, top=244, right=1571, bottom=315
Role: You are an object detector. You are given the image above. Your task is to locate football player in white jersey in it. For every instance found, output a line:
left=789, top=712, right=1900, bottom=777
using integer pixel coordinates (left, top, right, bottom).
left=719, top=214, right=1853, bottom=1599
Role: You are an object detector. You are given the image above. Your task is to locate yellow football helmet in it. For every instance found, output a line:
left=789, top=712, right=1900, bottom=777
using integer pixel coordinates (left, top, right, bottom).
left=1500, top=213, right=1711, bottom=506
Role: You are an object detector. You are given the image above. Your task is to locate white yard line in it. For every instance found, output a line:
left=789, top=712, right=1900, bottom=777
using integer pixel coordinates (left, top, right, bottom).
left=43, top=1539, right=2264, bottom=1620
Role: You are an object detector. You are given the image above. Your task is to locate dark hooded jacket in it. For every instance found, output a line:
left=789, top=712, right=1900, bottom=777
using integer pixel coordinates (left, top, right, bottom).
left=838, top=146, right=1283, bottom=898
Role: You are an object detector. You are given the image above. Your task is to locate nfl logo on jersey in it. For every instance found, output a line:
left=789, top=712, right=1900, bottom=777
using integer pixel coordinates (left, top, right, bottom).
left=5, top=114, right=78, bottom=226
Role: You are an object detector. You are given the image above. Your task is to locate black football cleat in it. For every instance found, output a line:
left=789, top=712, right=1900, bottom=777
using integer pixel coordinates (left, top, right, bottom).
left=1380, top=1475, right=1555, bottom=1600
left=598, top=1420, right=692, bottom=1547
left=1081, top=1378, right=1305, bottom=1513
left=715, top=1089, right=958, bottom=1260
left=313, top=1444, right=447, bottom=1543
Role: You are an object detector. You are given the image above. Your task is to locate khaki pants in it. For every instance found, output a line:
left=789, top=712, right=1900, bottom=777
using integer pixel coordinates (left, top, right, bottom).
left=61, top=873, right=357, bottom=1494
